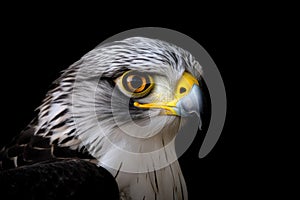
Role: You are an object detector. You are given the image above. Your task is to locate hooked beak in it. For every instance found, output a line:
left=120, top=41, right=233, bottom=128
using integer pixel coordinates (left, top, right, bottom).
left=134, top=72, right=203, bottom=118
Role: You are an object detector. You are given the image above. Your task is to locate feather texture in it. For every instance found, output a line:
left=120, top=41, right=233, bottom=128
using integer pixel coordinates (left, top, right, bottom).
left=0, top=37, right=203, bottom=200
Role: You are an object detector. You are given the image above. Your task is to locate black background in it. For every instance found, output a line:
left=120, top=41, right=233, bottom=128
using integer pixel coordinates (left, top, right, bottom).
left=0, top=8, right=280, bottom=199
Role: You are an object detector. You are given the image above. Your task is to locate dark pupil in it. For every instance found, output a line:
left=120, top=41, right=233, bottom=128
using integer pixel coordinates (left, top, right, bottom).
left=131, top=76, right=143, bottom=89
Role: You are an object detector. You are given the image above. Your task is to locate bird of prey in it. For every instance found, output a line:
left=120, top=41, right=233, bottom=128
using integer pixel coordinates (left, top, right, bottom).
left=0, top=37, right=204, bottom=200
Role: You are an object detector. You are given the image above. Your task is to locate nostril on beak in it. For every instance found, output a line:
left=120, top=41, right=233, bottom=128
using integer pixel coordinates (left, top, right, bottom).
left=179, top=87, right=186, bottom=94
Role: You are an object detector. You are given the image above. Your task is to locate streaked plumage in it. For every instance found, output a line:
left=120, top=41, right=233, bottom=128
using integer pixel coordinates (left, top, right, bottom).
left=0, top=37, right=203, bottom=200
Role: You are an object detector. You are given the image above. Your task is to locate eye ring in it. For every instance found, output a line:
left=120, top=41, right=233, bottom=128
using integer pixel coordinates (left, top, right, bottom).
left=117, top=71, right=154, bottom=98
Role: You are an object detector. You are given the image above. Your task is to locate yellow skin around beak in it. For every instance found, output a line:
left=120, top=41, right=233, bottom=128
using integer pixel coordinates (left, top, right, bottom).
left=134, top=72, right=200, bottom=116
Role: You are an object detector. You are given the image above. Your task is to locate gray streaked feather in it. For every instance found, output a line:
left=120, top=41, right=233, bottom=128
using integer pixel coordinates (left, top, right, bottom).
left=1, top=37, right=202, bottom=200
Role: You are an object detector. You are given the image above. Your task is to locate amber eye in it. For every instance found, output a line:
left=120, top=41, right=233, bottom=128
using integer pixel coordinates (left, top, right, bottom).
left=119, top=71, right=154, bottom=98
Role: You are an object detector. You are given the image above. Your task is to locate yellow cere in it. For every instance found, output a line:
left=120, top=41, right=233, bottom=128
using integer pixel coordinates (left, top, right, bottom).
left=133, top=72, right=199, bottom=115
